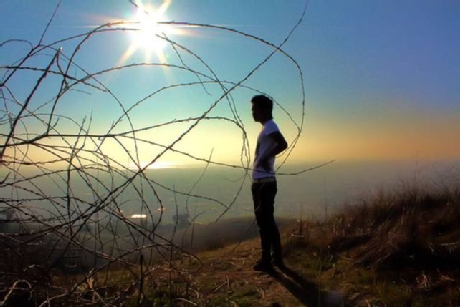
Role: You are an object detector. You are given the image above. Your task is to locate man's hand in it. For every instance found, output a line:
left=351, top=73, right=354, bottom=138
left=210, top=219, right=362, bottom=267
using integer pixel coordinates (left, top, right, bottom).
left=255, top=131, right=287, bottom=173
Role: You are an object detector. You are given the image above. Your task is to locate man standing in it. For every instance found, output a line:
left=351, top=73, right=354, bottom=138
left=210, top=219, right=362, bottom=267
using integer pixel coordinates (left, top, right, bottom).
left=251, top=95, right=288, bottom=272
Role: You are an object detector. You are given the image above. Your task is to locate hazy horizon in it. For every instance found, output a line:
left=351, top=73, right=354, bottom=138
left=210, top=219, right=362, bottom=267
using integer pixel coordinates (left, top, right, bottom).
left=2, top=159, right=459, bottom=226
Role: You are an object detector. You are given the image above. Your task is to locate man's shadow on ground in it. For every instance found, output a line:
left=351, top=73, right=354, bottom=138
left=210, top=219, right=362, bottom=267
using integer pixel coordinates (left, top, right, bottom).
left=268, top=265, right=349, bottom=307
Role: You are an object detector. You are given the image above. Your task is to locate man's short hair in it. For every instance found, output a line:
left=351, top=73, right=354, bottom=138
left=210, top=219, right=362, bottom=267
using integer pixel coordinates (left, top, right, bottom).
left=251, top=95, right=273, bottom=116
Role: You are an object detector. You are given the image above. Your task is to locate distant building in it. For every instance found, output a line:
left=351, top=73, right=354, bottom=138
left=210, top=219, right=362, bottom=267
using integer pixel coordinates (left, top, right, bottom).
left=0, top=208, right=14, bottom=233
left=129, top=214, right=148, bottom=228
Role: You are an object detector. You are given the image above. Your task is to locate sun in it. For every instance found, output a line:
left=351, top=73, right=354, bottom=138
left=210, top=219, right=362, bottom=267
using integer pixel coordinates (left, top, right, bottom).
left=131, top=8, right=168, bottom=54
left=120, top=0, right=173, bottom=63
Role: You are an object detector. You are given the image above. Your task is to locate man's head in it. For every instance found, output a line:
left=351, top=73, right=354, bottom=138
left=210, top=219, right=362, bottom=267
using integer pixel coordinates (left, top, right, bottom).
left=251, top=95, right=273, bottom=123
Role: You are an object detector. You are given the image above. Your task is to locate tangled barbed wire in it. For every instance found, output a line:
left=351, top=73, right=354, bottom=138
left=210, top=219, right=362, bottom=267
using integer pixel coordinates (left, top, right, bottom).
left=0, top=1, right=311, bottom=305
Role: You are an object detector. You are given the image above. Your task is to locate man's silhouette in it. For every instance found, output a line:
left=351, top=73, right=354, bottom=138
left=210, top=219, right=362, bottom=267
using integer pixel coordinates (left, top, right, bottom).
left=250, top=95, right=287, bottom=272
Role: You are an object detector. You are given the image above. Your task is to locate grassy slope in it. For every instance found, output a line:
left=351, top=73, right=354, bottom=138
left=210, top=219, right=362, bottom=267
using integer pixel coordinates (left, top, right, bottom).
left=2, top=185, right=460, bottom=306
left=168, top=185, right=460, bottom=307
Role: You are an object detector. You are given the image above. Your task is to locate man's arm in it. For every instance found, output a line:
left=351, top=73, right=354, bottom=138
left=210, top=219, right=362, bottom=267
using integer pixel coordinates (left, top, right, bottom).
left=268, top=131, right=288, bottom=156
left=258, top=131, right=288, bottom=171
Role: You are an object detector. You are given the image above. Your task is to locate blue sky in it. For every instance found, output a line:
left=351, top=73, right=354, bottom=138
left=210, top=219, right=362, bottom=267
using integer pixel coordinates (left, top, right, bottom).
left=1, top=0, right=459, bottom=169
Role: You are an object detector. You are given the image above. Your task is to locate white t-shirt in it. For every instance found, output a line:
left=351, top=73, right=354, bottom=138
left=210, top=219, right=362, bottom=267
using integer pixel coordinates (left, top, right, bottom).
left=253, top=120, right=280, bottom=179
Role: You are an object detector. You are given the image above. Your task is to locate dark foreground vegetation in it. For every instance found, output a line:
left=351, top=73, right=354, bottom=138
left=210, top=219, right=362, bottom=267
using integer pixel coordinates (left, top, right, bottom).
left=316, top=184, right=460, bottom=306
left=1, top=184, right=460, bottom=306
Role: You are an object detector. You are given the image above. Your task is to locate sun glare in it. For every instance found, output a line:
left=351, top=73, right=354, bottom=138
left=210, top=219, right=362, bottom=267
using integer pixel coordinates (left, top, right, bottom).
left=128, top=161, right=176, bottom=170
left=148, top=161, right=176, bottom=169
left=131, top=8, right=167, bottom=53
left=120, top=0, right=173, bottom=63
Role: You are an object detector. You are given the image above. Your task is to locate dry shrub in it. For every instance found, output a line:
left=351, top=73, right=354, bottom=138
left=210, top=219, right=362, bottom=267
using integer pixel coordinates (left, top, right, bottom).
left=0, top=235, right=53, bottom=306
left=328, top=185, right=460, bottom=269
left=0, top=0, right=309, bottom=304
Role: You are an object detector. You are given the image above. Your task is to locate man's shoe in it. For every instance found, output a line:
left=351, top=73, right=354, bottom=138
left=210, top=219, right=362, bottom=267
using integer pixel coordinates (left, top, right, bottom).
left=253, top=260, right=274, bottom=272
left=272, top=258, right=285, bottom=269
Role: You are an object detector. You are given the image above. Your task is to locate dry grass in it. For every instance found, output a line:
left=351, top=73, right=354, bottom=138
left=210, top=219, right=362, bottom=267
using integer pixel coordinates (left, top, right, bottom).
left=316, top=184, right=460, bottom=306
left=2, top=185, right=460, bottom=306
left=328, top=185, right=460, bottom=268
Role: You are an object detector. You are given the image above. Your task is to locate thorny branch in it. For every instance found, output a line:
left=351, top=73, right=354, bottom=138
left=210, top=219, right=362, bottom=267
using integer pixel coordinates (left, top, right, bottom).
left=0, top=1, right=321, bottom=305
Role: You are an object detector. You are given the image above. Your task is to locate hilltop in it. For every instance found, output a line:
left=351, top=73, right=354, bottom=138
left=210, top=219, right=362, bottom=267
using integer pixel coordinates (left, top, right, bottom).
left=147, top=184, right=460, bottom=306
left=1, top=184, right=460, bottom=306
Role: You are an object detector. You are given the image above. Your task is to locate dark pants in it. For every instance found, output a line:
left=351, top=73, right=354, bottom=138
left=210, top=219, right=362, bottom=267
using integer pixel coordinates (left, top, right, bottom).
left=252, top=181, right=282, bottom=263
